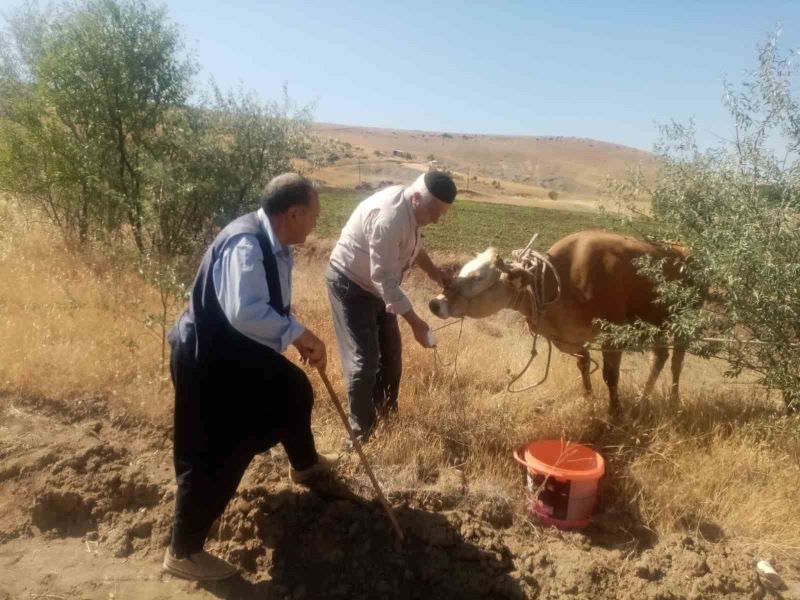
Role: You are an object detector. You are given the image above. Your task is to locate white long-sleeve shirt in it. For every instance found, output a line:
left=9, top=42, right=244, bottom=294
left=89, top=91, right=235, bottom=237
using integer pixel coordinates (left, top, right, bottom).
left=329, top=185, right=422, bottom=314
left=212, top=208, right=305, bottom=353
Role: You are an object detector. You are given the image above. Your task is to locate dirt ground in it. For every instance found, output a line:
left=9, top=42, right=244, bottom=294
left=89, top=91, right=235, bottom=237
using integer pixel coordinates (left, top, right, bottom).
left=1, top=392, right=798, bottom=600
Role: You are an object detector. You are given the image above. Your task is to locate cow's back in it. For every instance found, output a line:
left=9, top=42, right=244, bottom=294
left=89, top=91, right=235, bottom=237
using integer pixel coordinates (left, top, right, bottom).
left=536, top=230, right=684, bottom=349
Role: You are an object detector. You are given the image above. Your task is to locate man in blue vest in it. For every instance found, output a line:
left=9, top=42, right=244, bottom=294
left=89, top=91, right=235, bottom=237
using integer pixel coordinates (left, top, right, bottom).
left=163, top=173, right=336, bottom=581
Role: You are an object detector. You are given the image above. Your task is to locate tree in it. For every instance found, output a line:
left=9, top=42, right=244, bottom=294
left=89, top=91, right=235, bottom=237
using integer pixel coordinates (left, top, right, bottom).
left=201, top=84, right=312, bottom=227
left=0, top=4, right=104, bottom=242
left=0, top=0, right=313, bottom=258
left=0, top=0, right=194, bottom=248
left=603, top=33, right=800, bottom=409
left=143, top=86, right=313, bottom=256
left=39, top=0, right=194, bottom=251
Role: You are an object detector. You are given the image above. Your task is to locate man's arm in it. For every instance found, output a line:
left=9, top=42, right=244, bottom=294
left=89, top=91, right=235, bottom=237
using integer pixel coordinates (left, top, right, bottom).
left=367, top=219, right=434, bottom=348
left=414, top=248, right=451, bottom=288
left=213, top=235, right=305, bottom=353
left=367, top=218, right=413, bottom=315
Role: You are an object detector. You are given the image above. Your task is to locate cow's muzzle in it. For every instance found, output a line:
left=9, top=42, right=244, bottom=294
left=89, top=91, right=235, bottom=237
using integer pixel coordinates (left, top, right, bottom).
left=429, top=295, right=449, bottom=319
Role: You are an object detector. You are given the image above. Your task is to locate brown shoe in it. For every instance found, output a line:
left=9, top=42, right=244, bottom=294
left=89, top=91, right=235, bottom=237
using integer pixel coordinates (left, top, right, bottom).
left=289, top=452, right=340, bottom=485
left=162, top=548, right=237, bottom=581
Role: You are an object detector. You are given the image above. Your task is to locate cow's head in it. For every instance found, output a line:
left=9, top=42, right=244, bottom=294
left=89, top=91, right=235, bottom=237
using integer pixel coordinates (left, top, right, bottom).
left=429, top=248, right=532, bottom=319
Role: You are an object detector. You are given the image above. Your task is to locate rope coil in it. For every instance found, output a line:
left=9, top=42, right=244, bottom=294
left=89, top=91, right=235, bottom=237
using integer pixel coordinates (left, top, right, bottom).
left=509, top=233, right=562, bottom=322
left=504, top=234, right=563, bottom=392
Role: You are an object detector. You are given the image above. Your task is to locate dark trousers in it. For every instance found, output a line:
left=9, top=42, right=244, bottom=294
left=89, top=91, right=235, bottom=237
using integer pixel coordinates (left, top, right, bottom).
left=169, top=346, right=318, bottom=557
left=325, top=266, right=402, bottom=438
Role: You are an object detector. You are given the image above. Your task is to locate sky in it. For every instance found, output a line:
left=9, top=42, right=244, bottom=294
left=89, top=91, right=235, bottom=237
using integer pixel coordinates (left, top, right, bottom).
left=9, top=0, right=800, bottom=151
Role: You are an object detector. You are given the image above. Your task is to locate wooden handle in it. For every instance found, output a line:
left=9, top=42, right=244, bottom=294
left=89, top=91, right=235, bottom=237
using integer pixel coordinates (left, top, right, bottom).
left=317, top=368, right=404, bottom=541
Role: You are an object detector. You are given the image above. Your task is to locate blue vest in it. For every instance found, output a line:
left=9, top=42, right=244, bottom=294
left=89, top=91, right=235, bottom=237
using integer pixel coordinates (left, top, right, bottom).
left=168, top=212, right=290, bottom=367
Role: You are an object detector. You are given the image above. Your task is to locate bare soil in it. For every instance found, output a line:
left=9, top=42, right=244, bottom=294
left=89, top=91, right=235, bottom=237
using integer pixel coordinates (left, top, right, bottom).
left=1, top=393, right=797, bottom=600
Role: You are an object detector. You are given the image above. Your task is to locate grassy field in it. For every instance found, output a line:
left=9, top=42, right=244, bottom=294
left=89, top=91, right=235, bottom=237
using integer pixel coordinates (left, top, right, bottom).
left=317, top=188, right=662, bottom=255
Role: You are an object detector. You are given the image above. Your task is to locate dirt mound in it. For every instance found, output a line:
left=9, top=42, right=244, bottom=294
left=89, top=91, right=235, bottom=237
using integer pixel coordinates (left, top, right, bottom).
left=201, top=477, right=527, bottom=599
left=1, top=394, right=795, bottom=599
left=30, top=490, right=93, bottom=534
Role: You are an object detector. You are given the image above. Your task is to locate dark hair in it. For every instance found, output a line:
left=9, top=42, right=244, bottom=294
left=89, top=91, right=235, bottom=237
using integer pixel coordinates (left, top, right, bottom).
left=260, top=173, right=315, bottom=216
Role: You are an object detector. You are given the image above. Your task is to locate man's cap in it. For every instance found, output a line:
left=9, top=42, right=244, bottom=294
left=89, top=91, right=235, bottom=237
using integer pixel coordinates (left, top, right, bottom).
left=424, top=171, right=457, bottom=204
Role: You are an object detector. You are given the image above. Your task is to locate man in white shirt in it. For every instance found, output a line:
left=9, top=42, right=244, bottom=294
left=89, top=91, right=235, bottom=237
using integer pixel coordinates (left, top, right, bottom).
left=164, top=173, right=336, bottom=582
left=327, top=171, right=457, bottom=442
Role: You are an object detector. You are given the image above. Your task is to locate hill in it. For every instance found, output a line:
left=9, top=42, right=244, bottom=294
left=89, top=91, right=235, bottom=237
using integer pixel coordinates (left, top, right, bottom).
left=311, top=123, right=656, bottom=213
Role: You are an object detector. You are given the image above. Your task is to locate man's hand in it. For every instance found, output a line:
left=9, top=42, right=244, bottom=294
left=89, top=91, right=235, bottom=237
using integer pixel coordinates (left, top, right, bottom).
left=436, top=267, right=453, bottom=289
left=402, top=310, right=435, bottom=349
left=292, top=329, right=327, bottom=370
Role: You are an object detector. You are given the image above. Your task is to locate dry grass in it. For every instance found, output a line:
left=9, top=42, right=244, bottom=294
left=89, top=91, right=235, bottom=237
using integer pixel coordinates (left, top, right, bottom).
left=3, top=198, right=799, bottom=558
left=0, top=198, right=173, bottom=423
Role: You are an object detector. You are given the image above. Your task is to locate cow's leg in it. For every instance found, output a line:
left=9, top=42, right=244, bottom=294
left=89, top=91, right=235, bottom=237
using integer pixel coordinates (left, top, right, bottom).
left=602, top=349, right=623, bottom=412
left=641, top=347, right=669, bottom=399
left=669, top=346, right=686, bottom=404
left=577, top=349, right=593, bottom=399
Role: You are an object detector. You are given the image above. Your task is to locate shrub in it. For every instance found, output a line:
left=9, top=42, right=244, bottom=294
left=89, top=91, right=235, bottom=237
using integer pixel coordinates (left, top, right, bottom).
left=603, top=33, right=800, bottom=408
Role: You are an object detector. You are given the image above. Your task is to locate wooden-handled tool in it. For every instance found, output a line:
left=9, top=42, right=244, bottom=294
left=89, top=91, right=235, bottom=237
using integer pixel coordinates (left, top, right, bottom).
left=317, top=368, right=404, bottom=541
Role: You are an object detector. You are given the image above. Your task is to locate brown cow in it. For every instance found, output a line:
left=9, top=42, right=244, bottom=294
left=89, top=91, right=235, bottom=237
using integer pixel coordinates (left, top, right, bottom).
left=428, top=230, right=691, bottom=411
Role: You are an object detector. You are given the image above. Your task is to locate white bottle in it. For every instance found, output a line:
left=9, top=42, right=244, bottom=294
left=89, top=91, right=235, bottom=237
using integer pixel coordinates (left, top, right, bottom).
left=756, top=560, right=784, bottom=589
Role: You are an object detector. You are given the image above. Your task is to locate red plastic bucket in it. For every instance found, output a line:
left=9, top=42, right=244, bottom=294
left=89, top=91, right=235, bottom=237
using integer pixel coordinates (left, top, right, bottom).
left=513, top=439, right=605, bottom=529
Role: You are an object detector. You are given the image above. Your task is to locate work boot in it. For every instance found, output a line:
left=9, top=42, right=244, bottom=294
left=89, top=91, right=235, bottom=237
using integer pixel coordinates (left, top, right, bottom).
left=162, top=548, right=237, bottom=581
left=289, top=452, right=340, bottom=485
